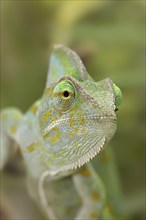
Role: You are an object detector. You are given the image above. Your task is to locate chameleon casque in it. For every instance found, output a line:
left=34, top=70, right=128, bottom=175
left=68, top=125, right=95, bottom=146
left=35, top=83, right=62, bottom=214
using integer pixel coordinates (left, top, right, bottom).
left=0, top=45, right=122, bottom=219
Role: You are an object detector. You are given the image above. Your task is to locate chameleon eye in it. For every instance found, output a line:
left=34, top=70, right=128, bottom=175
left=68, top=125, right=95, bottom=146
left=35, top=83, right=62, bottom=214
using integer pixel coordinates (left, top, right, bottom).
left=62, top=90, right=70, bottom=98
left=53, top=80, right=76, bottom=111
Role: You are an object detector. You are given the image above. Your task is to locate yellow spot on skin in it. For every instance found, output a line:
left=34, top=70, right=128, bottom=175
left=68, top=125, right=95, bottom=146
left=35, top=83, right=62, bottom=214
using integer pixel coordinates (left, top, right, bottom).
left=50, top=127, right=61, bottom=143
left=80, top=117, right=86, bottom=126
left=69, top=113, right=74, bottom=127
left=77, top=111, right=82, bottom=117
left=50, top=135, right=59, bottom=143
left=40, top=110, right=52, bottom=127
left=68, top=131, right=74, bottom=137
left=10, top=125, right=17, bottom=134
left=80, top=169, right=91, bottom=177
left=90, top=211, right=98, bottom=219
left=70, top=107, right=76, bottom=112
left=52, top=117, right=57, bottom=123
left=44, top=133, right=50, bottom=139
left=74, top=127, right=79, bottom=133
left=27, top=143, right=36, bottom=152
left=92, top=192, right=100, bottom=201
left=43, top=110, right=52, bottom=122
left=69, top=118, right=74, bottom=127
left=30, top=105, right=38, bottom=114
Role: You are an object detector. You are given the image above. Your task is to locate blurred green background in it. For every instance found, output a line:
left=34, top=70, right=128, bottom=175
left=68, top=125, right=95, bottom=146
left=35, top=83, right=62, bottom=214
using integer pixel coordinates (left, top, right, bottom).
left=1, top=1, right=145, bottom=219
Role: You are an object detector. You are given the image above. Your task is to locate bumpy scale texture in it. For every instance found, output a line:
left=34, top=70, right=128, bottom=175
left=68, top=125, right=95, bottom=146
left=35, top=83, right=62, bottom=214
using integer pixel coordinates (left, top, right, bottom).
left=0, top=45, right=122, bottom=219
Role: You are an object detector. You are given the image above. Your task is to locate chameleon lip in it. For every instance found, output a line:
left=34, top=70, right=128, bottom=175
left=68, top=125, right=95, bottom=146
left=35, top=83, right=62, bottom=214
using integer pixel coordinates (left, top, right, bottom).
left=43, top=114, right=116, bottom=136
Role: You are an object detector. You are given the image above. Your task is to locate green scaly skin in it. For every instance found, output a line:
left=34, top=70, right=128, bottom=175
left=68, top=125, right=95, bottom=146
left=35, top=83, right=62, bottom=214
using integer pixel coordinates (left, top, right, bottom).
left=0, top=45, right=123, bottom=219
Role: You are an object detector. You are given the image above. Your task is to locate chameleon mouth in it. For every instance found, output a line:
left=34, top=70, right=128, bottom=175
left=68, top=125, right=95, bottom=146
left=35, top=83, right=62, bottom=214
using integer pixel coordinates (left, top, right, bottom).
left=43, top=114, right=116, bottom=175
left=43, top=114, right=116, bottom=136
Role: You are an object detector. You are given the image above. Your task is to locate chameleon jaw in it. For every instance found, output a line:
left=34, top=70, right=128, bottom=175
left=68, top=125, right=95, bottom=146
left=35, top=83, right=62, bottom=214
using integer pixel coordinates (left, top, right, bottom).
left=48, top=136, right=105, bottom=176
left=42, top=114, right=116, bottom=176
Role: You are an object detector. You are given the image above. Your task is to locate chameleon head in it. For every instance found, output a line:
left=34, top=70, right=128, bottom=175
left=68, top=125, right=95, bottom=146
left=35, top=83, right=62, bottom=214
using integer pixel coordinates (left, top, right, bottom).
left=38, top=45, right=122, bottom=175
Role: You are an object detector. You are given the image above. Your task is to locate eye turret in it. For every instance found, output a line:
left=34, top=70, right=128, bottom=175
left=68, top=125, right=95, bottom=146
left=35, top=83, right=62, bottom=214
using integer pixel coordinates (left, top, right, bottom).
left=113, top=84, right=122, bottom=111
left=53, top=80, right=77, bottom=112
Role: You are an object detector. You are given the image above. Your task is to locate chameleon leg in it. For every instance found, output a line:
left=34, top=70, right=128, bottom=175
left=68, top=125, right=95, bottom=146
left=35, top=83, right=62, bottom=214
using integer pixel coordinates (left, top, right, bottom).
left=73, top=163, right=107, bottom=220
left=0, top=108, right=22, bottom=169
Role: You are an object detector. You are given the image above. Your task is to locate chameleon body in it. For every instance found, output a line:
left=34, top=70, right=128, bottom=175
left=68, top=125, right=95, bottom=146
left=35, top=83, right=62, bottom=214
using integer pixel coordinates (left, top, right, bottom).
left=0, top=45, right=122, bottom=219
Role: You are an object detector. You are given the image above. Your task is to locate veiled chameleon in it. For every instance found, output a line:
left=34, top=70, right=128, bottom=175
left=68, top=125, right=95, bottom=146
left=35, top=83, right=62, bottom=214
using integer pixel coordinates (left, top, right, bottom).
left=0, top=45, right=122, bottom=219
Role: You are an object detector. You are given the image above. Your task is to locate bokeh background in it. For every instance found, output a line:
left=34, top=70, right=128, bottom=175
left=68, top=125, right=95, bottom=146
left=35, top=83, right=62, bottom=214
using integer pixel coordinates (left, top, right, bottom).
left=1, top=1, right=145, bottom=219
